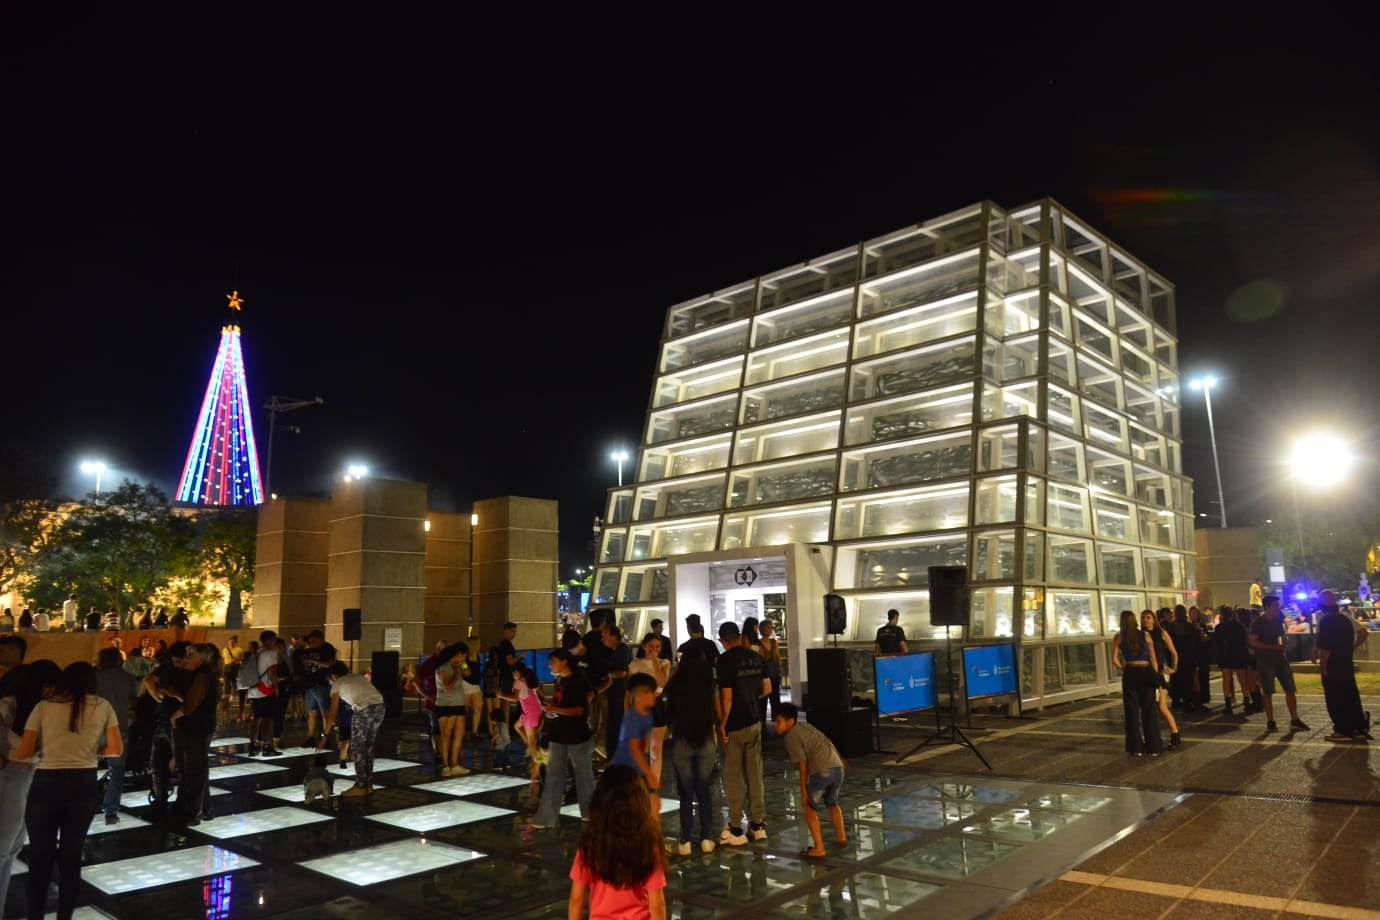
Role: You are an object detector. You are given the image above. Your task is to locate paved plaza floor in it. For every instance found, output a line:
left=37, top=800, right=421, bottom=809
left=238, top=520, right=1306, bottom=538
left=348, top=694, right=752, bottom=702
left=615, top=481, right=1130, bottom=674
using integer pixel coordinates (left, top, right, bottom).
left=6, top=688, right=1378, bottom=919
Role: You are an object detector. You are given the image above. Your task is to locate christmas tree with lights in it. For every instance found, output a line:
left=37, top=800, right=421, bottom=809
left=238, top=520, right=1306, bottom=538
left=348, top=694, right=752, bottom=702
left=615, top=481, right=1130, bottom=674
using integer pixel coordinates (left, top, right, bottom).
left=176, top=291, right=264, bottom=506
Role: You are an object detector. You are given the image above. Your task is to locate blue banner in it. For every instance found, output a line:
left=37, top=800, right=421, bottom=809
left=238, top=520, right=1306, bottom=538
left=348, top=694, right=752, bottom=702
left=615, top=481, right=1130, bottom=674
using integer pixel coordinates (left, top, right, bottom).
left=963, top=644, right=1017, bottom=699
left=874, top=652, right=937, bottom=716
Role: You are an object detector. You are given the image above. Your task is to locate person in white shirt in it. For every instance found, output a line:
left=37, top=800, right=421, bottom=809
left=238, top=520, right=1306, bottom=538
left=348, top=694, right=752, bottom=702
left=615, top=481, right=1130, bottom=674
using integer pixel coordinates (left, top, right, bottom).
left=31, top=609, right=49, bottom=632
left=245, top=629, right=283, bottom=757
left=318, top=662, right=386, bottom=797
left=61, top=595, right=78, bottom=629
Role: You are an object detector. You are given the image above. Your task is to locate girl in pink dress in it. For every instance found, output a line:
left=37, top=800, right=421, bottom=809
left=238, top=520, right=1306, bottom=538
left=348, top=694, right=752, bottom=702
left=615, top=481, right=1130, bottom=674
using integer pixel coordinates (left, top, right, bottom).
left=502, top=664, right=544, bottom=784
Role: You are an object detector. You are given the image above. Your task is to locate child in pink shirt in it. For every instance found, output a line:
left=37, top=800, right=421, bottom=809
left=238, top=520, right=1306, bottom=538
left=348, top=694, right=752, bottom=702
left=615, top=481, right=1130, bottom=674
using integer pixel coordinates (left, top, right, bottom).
left=501, top=664, right=544, bottom=784
left=568, top=764, right=667, bottom=919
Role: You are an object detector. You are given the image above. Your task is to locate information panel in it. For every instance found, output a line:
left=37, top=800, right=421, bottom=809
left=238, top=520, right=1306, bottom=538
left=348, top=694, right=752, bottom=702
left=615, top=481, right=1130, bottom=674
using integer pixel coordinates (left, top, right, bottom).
left=962, top=643, right=1018, bottom=700
left=873, top=652, right=937, bottom=716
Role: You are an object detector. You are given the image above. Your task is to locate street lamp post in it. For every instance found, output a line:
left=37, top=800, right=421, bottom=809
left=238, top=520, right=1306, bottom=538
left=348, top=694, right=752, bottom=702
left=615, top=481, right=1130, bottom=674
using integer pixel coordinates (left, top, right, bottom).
left=1189, top=376, right=1227, bottom=527
left=80, top=460, right=107, bottom=500
left=263, top=395, right=324, bottom=498
left=610, top=449, right=630, bottom=487
left=1286, top=433, right=1355, bottom=585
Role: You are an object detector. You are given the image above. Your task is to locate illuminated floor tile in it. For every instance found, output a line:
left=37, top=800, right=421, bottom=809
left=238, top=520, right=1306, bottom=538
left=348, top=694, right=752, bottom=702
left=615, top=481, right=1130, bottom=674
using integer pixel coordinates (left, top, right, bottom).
left=414, top=774, right=530, bottom=797
left=911, top=783, right=1024, bottom=804
left=194, top=805, right=335, bottom=839
left=208, top=761, right=290, bottom=780
left=561, top=796, right=678, bottom=819
left=338, top=758, right=421, bottom=775
left=82, top=845, right=259, bottom=894
left=851, top=797, right=978, bottom=830
left=883, top=835, right=1021, bottom=880
left=44, top=908, right=115, bottom=920
left=86, top=813, right=151, bottom=835
left=1030, top=791, right=1117, bottom=813
left=209, top=736, right=253, bottom=748
left=368, top=799, right=515, bottom=832
left=257, top=783, right=385, bottom=803
left=299, top=838, right=485, bottom=886
left=120, top=787, right=230, bottom=809
left=961, top=807, right=1084, bottom=843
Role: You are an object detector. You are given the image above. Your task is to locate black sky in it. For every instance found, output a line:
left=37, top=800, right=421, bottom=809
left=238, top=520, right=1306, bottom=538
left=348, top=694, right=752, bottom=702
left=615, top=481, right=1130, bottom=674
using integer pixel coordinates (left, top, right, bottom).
left=4, top=10, right=1378, bottom=569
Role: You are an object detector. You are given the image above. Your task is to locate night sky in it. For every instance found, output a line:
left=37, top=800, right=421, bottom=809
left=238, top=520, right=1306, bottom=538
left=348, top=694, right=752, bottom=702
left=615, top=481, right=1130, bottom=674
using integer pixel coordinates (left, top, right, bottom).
left=4, top=11, right=1378, bottom=569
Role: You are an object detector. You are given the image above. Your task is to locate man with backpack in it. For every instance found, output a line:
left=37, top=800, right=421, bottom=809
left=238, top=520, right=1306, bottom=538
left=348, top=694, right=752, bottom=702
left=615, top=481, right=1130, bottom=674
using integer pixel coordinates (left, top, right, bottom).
left=238, top=629, right=282, bottom=757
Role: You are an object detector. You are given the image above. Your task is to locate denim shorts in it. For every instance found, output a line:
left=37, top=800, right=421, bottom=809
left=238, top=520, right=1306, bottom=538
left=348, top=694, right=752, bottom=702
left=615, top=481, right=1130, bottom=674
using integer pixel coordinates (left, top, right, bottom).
left=305, top=684, right=332, bottom=714
left=1256, top=655, right=1296, bottom=696
left=805, top=766, right=844, bottom=811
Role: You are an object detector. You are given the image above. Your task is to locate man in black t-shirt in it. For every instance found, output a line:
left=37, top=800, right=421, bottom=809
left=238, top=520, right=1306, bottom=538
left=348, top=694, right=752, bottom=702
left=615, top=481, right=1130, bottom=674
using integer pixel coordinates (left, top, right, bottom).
left=581, top=610, right=613, bottom=745
left=143, top=641, right=192, bottom=807
left=717, top=621, right=771, bottom=845
left=1313, top=590, right=1371, bottom=741
left=601, top=626, right=633, bottom=757
left=677, top=614, right=720, bottom=668
left=488, top=622, right=520, bottom=740
left=650, top=618, right=674, bottom=662
left=875, top=609, right=909, bottom=655
left=532, top=649, right=595, bottom=827
left=300, top=630, right=338, bottom=743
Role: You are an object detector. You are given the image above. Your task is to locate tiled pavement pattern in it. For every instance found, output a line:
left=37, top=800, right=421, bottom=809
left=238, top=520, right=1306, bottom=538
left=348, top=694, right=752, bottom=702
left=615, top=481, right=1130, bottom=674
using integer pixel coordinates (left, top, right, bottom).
left=5, top=689, right=1377, bottom=919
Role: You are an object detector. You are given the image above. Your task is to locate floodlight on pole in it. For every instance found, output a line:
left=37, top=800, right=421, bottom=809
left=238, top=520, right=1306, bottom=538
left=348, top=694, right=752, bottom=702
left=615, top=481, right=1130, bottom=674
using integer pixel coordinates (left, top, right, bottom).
left=80, top=460, right=108, bottom=500
left=1285, top=432, right=1355, bottom=584
left=263, top=395, right=323, bottom=498
left=1188, top=376, right=1227, bottom=527
left=610, top=449, right=630, bottom=486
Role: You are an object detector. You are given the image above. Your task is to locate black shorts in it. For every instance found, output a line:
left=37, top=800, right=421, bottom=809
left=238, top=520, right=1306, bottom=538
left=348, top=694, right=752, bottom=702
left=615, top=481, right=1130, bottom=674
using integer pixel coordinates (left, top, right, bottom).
left=251, top=697, right=275, bottom=718
left=435, top=705, right=467, bottom=718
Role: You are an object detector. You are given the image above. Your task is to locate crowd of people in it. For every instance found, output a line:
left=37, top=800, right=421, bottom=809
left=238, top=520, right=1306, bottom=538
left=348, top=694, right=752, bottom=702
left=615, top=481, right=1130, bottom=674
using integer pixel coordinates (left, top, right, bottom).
left=1113, top=590, right=1373, bottom=756
left=0, top=598, right=191, bottom=634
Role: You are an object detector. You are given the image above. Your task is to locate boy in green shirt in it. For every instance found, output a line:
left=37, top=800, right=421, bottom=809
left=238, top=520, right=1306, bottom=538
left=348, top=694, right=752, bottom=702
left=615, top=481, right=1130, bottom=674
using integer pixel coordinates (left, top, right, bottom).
left=773, top=702, right=846, bottom=858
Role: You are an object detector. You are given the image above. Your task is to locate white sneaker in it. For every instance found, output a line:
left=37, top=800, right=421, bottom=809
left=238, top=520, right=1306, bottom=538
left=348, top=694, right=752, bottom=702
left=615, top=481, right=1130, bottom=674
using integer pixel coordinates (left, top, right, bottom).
left=718, top=827, right=747, bottom=846
left=676, top=841, right=692, bottom=856
left=700, top=839, right=716, bottom=854
left=750, top=823, right=768, bottom=841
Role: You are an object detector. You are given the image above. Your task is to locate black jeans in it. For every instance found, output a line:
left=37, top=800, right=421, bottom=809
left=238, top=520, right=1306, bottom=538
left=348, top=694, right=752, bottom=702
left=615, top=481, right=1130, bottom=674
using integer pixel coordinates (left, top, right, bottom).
left=1121, top=668, right=1164, bottom=754
left=174, top=729, right=213, bottom=819
left=26, top=768, right=98, bottom=920
left=150, top=720, right=176, bottom=803
left=1322, top=668, right=1365, bottom=736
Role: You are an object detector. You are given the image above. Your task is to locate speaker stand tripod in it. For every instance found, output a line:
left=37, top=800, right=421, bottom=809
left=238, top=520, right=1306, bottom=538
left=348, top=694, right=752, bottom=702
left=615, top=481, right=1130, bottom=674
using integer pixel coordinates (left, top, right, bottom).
left=894, top=627, right=991, bottom=770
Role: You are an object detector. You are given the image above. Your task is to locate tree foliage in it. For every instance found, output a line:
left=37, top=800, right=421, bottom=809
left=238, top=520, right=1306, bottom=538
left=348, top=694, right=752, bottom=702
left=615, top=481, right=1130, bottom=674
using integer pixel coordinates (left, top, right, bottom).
left=27, top=481, right=195, bottom=617
left=1259, top=487, right=1380, bottom=593
left=0, top=499, right=57, bottom=596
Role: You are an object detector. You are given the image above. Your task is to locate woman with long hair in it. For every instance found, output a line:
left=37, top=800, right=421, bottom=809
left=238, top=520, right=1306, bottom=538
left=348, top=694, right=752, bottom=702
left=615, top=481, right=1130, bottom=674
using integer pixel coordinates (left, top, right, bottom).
left=1111, top=610, right=1163, bottom=756
left=629, top=633, right=671, bottom=769
left=568, top=764, right=667, bottom=920
left=1214, top=604, right=1251, bottom=715
left=1188, top=605, right=1213, bottom=707
left=664, top=655, right=721, bottom=856
left=757, top=620, right=783, bottom=724
left=16, top=661, right=122, bottom=920
left=1141, top=609, right=1181, bottom=748
left=0, top=659, right=61, bottom=914
left=434, top=642, right=473, bottom=776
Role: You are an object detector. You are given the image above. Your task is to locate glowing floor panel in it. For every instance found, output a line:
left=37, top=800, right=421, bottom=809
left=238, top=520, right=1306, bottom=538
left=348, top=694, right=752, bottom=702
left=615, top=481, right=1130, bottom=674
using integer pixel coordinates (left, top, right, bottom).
left=86, top=813, right=151, bottom=835
left=82, top=845, right=260, bottom=894
left=209, top=736, right=252, bottom=748
left=414, top=774, right=530, bottom=796
left=256, top=783, right=385, bottom=803
left=560, top=796, right=678, bottom=818
left=208, top=761, right=290, bottom=780
left=120, top=787, right=230, bottom=809
left=45, top=909, right=114, bottom=920
left=299, top=838, right=485, bottom=886
left=367, top=799, right=514, bottom=832
left=340, top=757, right=420, bottom=774
left=194, top=805, right=335, bottom=838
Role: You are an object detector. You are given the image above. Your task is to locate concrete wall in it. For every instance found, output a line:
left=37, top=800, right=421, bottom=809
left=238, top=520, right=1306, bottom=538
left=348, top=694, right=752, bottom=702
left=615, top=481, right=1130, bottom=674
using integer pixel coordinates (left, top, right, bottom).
left=1194, top=526, right=1262, bottom=610
left=424, top=511, right=472, bottom=652
left=253, top=496, right=330, bottom=634
left=326, top=478, right=427, bottom=673
left=473, top=496, right=559, bottom=650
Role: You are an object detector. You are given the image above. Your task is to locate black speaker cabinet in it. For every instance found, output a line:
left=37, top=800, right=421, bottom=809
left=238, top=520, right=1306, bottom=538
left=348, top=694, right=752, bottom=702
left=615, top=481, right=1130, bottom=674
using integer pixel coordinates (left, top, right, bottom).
left=824, top=594, right=847, bottom=635
left=928, top=566, right=970, bottom=627
left=343, top=608, right=363, bottom=641
left=806, top=647, right=851, bottom=712
left=371, top=650, right=402, bottom=716
left=807, top=708, right=873, bottom=758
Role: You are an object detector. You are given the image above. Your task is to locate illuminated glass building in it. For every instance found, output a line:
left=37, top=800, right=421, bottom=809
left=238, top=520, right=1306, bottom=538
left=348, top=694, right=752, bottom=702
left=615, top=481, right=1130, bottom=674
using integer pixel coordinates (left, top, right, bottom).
left=591, top=201, right=1195, bottom=706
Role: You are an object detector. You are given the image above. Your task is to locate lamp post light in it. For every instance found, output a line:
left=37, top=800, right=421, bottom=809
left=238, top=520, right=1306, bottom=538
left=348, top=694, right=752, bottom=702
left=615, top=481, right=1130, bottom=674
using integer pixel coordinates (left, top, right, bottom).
left=1188, top=376, right=1227, bottom=527
left=1286, top=433, right=1355, bottom=584
left=347, top=463, right=369, bottom=479
left=80, top=460, right=108, bottom=500
left=263, top=395, right=323, bottom=499
left=609, top=449, right=630, bottom=487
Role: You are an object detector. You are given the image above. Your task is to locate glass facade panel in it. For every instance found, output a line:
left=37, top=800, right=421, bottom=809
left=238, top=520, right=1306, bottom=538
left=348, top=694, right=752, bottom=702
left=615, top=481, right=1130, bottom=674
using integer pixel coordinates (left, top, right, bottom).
left=850, top=338, right=977, bottom=401
left=1103, top=592, right=1145, bottom=633
left=853, top=291, right=979, bottom=359
left=647, top=394, right=737, bottom=444
left=665, top=285, right=755, bottom=338
left=641, top=435, right=731, bottom=480
left=729, top=456, right=837, bottom=508
left=971, top=586, right=1015, bottom=639
left=1098, top=543, right=1140, bottom=586
left=1047, top=483, right=1089, bottom=532
left=836, top=484, right=970, bottom=539
left=841, top=536, right=968, bottom=589
left=976, top=425, right=1021, bottom=471
left=1047, top=434, right=1084, bottom=482
left=973, top=530, right=1017, bottom=581
left=1023, top=588, right=1044, bottom=640
left=1046, top=385, right=1079, bottom=433
left=1093, top=495, right=1135, bottom=539
left=980, top=380, right=1039, bottom=423
left=1053, top=590, right=1098, bottom=637
left=844, top=384, right=974, bottom=445
left=741, top=369, right=845, bottom=424
left=1062, top=644, right=1099, bottom=686
left=860, top=244, right=982, bottom=306
left=607, top=491, right=633, bottom=525
left=632, top=474, right=725, bottom=520
left=839, top=432, right=973, bottom=492
left=659, top=320, right=749, bottom=373
left=974, top=475, right=1020, bottom=524
left=1048, top=535, right=1093, bottom=583
left=653, top=518, right=720, bottom=557
left=1144, top=551, right=1182, bottom=588
left=742, top=504, right=832, bottom=547
left=600, top=529, right=626, bottom=564
left=1084, top=402, right=1128, bottom=452
left=1087, top=449, right=1130, bottom=497
left=758, top=251, right=858, bottom=314
left=744, top=329, right=850, bottom=383
left=733, top=412, right=840, bottom=464
left=654, top=357, right=744, bottom=407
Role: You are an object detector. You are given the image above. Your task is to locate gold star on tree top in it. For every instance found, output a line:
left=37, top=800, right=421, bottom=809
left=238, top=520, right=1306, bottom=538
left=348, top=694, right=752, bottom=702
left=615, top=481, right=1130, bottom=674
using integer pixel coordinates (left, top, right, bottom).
left=227, top=290, right=244, bottom=311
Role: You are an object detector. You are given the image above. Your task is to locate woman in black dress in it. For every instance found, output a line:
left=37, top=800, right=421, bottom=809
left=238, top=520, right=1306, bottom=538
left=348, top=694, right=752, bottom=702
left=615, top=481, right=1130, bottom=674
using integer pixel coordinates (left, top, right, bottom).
left=1142, top=609, right=1181, bottom=747
left=1168, top=605, right=1203, bottom=712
